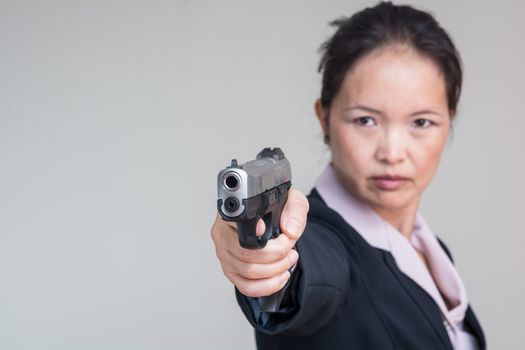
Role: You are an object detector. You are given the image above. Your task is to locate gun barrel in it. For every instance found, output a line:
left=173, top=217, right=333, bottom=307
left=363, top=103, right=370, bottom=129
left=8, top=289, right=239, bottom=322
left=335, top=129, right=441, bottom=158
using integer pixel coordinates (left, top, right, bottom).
left=223, top=172, right=241, bottom=191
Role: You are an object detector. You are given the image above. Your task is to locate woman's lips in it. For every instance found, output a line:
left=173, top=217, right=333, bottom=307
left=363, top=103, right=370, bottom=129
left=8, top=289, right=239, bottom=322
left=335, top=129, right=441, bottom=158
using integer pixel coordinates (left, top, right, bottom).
left=370, top=175, right=411, bottom=191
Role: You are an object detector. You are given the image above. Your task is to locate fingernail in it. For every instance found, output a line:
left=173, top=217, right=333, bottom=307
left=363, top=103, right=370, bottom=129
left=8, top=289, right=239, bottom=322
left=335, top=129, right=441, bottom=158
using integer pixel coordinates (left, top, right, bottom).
left=281, top=271, right=291, bottom=286
left=285, top=218, right=301, bottom=238
left=289, top=250, right=299, bottom=265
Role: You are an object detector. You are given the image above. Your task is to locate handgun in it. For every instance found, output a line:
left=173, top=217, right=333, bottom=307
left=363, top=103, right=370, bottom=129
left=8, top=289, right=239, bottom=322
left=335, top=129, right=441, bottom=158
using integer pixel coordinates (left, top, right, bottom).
left=217, top=147, right=292, bottom=249
left=217, top=147, right=293, bottom=312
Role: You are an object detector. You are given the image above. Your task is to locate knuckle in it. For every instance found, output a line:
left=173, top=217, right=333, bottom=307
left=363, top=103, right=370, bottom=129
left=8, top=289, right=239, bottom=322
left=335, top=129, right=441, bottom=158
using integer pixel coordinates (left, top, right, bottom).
left=270, top=262, right=285, bottom=278
left=223, top=269, right=236, bottom=284
left=227, top=272, right=247, bottom=291
left=282, top=256, right=293, bottom=271
left=210, top=225, right=217, bottom=240
left=238, top=283, right=257, bottom=298
left=210, top=214, right=222, bottom=235
left=210, top=224, right=227, bottom=243
left=240, top=263, right=258, bottom=279
left=270, top=281, right=282, bottom=295
left=276, top=244, right=290, bottom=260
left=238, top=247, right=256, bottom=262
left=215, top=247, right=226, bottom=261
left=267, top=277, right=284, bottom=295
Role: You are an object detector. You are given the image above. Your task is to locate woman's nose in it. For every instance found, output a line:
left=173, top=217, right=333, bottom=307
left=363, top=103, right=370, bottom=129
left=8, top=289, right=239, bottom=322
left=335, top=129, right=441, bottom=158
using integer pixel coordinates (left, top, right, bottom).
left=374, top=128, right=406, bottom=165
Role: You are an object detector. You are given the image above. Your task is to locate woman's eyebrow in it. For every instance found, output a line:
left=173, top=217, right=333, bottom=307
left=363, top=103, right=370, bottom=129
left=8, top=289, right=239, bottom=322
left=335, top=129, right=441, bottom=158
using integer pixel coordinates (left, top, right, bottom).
left=411, top=109, right=444, bottom=118
left=343, top=105, right=383, bottom=115
left=344, top=105, right=443, bottom=118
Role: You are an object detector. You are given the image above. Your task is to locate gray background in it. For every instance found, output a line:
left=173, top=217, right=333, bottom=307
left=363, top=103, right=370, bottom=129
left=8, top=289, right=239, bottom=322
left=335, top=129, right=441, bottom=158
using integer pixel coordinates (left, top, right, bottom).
left=1, top=0, right=523, bottom=349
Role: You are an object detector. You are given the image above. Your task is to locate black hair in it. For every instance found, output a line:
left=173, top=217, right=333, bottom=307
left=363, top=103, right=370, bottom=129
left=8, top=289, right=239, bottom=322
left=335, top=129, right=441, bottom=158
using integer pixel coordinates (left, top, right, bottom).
left=318, top=1, right=462, bottom=118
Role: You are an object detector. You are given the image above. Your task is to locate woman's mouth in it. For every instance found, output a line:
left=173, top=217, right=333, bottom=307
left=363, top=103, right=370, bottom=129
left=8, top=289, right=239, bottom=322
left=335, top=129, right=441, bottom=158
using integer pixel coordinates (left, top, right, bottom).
left=370, top=175, right=411, bottom=191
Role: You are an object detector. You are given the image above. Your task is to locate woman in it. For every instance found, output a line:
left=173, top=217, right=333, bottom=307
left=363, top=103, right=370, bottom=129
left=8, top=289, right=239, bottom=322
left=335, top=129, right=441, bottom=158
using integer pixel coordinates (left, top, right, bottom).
left=210, top=2, right=485, bottom=349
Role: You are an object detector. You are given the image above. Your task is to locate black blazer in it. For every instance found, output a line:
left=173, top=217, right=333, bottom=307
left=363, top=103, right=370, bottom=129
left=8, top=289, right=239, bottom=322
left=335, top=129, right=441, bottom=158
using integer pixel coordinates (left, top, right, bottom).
left=236, top=189, right=486, bottom=350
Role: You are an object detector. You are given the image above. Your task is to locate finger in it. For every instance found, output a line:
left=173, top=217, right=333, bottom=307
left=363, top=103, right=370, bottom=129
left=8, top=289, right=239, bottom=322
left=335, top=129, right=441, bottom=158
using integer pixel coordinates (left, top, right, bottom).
left=228, top=270, right=292, bottom=298
left=280, top=188, right=309, bottom=240
left=222, top=248, right=299, bottom=280
left=256, top=218, right=265, bottom=237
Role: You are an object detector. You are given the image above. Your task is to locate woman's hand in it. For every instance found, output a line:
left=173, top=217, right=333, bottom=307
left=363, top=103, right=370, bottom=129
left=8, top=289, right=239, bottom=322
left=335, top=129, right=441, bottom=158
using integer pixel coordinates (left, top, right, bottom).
left=210, top=189, right=309, bottom=297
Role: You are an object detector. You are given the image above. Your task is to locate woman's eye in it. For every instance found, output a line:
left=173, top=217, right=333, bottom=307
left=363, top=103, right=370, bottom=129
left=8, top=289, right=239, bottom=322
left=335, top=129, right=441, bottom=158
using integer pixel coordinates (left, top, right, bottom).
left=413, top=118, right=433, bottom=128
left=354, top=116, right=376, bottom=127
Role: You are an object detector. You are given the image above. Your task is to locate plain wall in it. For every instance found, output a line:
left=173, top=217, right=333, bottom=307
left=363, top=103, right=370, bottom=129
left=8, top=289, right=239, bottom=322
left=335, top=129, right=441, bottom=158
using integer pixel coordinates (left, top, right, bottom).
left=1, top=0, right=524, bottom=348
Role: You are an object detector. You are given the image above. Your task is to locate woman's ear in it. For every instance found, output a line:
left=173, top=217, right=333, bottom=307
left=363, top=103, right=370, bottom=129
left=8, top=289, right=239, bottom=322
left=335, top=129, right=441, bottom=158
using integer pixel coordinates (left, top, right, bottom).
left=314, top=99, right=330, bottom=143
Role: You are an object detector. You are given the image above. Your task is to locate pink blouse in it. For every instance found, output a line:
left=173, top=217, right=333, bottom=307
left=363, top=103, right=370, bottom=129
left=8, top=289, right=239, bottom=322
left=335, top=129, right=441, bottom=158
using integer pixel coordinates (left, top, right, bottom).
left=315, top=163, right=479, bottom=350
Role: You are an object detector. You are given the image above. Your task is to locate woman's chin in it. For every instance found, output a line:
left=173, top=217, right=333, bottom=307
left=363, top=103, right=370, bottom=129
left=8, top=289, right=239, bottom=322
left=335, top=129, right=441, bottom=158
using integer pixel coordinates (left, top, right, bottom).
left=363, top=190, right=418, bottom=212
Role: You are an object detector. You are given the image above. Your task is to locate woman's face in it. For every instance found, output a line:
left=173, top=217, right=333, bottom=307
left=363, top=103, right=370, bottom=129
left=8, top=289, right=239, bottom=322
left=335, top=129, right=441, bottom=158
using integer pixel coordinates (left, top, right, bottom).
left=315, top=45, right=451, bottom=213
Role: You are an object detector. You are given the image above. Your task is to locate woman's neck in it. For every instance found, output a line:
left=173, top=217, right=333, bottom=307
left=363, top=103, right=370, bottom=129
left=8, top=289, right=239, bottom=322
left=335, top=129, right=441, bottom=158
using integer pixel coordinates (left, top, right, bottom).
left=372, top=201, right=419, bottom=240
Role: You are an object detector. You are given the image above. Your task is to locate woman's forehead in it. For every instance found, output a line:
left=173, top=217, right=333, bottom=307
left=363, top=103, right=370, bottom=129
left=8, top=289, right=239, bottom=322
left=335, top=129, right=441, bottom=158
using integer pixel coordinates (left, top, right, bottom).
left=337, top=47, right=448, bottom=112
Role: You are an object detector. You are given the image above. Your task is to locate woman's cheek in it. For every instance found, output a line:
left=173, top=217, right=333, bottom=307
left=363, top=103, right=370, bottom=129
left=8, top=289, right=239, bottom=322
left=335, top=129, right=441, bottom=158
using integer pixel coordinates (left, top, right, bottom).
left=336, top=137, right=370, bottom=179
left=414, top=139, right=445, bottom=188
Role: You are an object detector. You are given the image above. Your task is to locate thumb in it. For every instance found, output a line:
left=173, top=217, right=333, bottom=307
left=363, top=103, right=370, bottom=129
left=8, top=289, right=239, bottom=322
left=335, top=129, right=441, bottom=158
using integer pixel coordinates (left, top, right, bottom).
left=280, top=188, right=309, bottom=241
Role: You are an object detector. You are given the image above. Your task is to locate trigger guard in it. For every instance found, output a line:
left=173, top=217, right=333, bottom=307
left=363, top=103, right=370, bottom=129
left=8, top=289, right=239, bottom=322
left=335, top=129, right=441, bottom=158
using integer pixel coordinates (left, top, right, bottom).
left=257, top=214, right=273, bottom=247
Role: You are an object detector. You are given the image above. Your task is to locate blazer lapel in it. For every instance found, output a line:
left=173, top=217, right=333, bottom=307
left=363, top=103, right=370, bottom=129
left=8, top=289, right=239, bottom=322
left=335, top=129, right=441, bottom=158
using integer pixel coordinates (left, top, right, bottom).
left=464, top=305, right=486, bottom=349
left=383, top=252, right=454, bottom=350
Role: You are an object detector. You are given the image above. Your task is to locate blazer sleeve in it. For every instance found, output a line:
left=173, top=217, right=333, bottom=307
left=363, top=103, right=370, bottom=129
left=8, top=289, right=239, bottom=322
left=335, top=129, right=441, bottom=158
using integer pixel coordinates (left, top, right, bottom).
left=235, top=219, right=350, bottom=336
